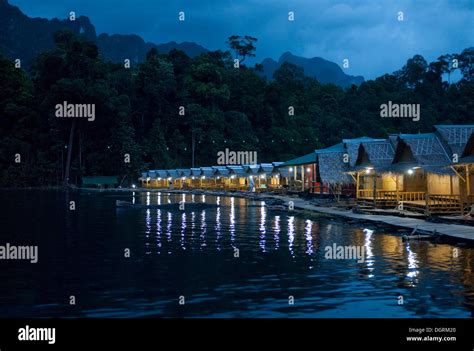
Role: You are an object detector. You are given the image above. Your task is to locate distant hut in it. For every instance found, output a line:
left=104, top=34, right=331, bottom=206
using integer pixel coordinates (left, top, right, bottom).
left=139, top=171, right=149, bottom=188
left=226, top=165, right=247, bottom=190
left=257, top=163, right=280, bottom=190
left=200, top=167, right=215, bottom=188
left=176, top=169, right=192, bottom=189
left=212, top=166, right=230, bottom=189
left=165, top=170, right=179, bottom=189
left=148, top=170, right=168, bottom=188
left=190, top=168, right=202, bottom=188
left=271, top=162, right=290, bottom=190
left=278, top=152, right=317, bottom=192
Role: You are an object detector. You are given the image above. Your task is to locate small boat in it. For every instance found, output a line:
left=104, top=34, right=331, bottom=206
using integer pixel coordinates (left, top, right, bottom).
left=116, top=200, right=133, bottom=207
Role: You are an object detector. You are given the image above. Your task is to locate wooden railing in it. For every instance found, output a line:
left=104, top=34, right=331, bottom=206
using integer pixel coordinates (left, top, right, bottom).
left=357, top=190, right=425, bottom=202
left=357, top=189, right=375, bottom=199
left=357, top=189, right=463, bottom=214
left=427, top=194, right=462, bottom=206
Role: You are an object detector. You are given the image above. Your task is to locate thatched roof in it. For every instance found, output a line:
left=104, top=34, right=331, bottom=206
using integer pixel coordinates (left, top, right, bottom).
left=190, top=168, right=201, bottom=176
left=259, top=163, right=274, bottom=174
left=392, top=133, right=452, bottom=174
left=354, top=139, right=395, bottom=171
left=166, top=170, right=179, bottom=178
left=343, top=136, right=377, bottom=166
left=200, top=167, right=214, bottom=177
left=316, top=143, right=353, bottom=184
left=244, top=164, right=260, bottom=174
left=212, top=166, right=230, bottom=176
left=227, top=165, right=247, bottom=176
left=456, top=133, right=474, bottom=165
left=388, top=134, right=399, bottom=147
left=177, top=169, right=191, bottom=177
left=435, top=125, right=474, bottom=157
left=151, top=170, right=168, bottom=178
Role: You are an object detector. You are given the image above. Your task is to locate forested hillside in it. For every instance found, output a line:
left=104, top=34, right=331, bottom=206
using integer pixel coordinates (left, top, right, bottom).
left=0, top=30, right=472, bottom=187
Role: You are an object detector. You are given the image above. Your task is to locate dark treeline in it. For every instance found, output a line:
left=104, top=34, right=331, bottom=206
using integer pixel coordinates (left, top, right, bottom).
left=0, top=31, right=473, bottom=187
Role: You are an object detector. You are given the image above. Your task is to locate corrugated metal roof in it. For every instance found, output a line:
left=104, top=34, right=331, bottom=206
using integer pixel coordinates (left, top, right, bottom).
left=315, top=143, right=345, bottom=154
left=281, top=152, right=316, bottom=166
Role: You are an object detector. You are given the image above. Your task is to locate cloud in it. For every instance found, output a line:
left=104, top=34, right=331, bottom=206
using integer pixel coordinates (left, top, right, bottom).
left=9, top=0, right=473, bottom=79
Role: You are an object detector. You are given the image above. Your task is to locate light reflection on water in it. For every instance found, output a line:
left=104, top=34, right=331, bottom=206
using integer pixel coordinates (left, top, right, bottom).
left=0, top=190, right=473, bottom=318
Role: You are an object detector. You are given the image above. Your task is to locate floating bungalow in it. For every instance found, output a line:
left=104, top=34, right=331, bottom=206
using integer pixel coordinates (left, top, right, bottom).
left=457, top=134, right=474, bottom=206
left=377, top=133, right=460, bottom=214
left=138, top=125, right=474, bottom=217
left=315, top=142, right=355, bottom=197
left=199, top=167, right=216, bottom=188
left=278, top=152, right=317, bottom=193
left=226, top=166, right=248, bottom=190
left=437, top=125, right=474, bottom=208
left=348, top=138, right=397, bottom=207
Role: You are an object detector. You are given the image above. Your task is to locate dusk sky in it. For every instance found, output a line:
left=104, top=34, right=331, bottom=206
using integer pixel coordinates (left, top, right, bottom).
left=9, top=0, right=474, bottom=79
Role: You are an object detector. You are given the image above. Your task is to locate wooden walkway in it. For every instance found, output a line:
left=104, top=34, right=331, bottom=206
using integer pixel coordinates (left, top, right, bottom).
left=275, top=196, right=474, bottom=242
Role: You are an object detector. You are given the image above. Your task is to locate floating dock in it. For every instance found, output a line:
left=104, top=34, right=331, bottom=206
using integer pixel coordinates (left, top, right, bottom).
left=276, top=196, right=474, bottom=242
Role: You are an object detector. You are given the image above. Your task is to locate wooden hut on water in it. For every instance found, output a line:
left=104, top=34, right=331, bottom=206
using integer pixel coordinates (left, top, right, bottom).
left=315, top=143, right=355, bottom=197
left=187, top=168, right=201, bottom=188
left=456, top=134, right=474, bottom=207
left=166, top=170, right=180, bottom=189
left=278, top=152, right=317, bottom=192
left=226, top=165, right=248, bottom=190
left=199, top=167, right=216, bottom=188
left=348, top=139, right=397, bottom=208
left=389, top=132, right=462, bottom=215
left=176, top=169, right=192, bottom=189
left=436, top=125, right=474, bottom=208
left=270, top=162, right=290, bottom=190
left=139, top=172, right=149, bottom=188
left=257, top=163, right=283, bottom=190
left=147, top=170, right=168, bottom=188
left=212, top=166, right=230, bottom=189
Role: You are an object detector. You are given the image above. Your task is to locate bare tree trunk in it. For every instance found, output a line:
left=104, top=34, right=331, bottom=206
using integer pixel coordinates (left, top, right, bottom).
left=192, top=131, right=195, bottom=168
left=63, top=120, right=76, bottom=187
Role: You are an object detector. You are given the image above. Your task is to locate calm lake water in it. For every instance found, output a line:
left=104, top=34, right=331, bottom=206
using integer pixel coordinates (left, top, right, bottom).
left=0, top=190, right=473, bottom=318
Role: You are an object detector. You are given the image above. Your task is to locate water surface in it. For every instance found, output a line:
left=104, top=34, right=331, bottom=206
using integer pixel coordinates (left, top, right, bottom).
left=0, top=190, right=472, bottom=318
